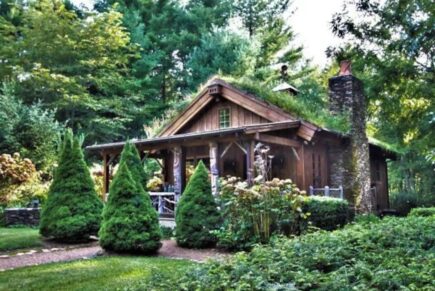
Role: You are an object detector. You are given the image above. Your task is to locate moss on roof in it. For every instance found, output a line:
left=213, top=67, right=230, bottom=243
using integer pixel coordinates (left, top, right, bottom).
left=222, top=76, right=401, bottom=154
left=368, top=137, right=404, bottom=154
left=220, top=76, right=350, bottom=133
left=157, top=75, right=400, bottom=154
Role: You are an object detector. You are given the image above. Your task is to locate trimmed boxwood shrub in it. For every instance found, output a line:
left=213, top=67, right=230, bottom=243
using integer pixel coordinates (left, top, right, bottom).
left=99, top=143, right=161, bottom=254
left=175, top=160, right=220, bottom=248
left=301, top=196, right=352, bottom=231
left=39, top=131, right=103, bottom=242
left=409, top=207, right=435, bottom=217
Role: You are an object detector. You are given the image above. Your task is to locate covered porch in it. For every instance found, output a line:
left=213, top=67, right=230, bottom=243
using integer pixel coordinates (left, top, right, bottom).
left=86, top=121, right=304, bottom=216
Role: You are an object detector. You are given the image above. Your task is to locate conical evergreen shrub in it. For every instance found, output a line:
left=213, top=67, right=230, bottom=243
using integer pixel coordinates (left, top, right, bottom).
left=99, top=143, right=161, bottom=253
left=175, top=160, right=220, bottom=248
left=118, top=142, right=147, bottom=190
left=40, top=130, right=103, bottom=242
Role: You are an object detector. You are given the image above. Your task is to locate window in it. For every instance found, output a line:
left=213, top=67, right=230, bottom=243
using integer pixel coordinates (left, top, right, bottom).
left=219, top=108, right=231, bottom=128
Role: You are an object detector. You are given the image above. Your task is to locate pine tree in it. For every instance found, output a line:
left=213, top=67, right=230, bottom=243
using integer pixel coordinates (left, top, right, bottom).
left=175, top=160, right=220, bottom=248
left=39, top=130, right=103, bottom=242
left=99, top=144, right=161, bottom=253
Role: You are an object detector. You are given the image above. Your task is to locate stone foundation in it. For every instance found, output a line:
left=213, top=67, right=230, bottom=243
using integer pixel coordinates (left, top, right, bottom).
left=4, top=208, right=40, bottom=226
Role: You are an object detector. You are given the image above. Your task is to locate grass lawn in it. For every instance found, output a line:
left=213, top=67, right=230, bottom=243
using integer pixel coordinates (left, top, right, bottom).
left=0, top=256, right=194, bottom=291
left=0, top=227, right=42, bottom=252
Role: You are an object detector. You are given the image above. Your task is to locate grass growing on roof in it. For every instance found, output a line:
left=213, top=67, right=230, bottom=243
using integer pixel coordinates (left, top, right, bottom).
left=368, top=136, right=403, bottom=154
left=0, top=256, right=194, bottom=291
left=0, top=227, right=42, bottom=252
left=154, top=75, right=399, bottom=154
left=220, top=76, right=351, bottom=133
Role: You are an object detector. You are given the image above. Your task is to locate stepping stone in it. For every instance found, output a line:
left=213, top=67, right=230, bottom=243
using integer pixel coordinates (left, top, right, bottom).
left=42, top=249, right=50, bottom=253
left=0, top=255, right=9, bottom=259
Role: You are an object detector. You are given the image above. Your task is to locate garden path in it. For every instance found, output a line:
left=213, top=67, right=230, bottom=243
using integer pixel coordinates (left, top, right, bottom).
left=0, top=240, right=227, bottom=271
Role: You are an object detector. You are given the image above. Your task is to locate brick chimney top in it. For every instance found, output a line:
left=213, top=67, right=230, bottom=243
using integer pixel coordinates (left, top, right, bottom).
left=339, top=60, right=352, bottom=76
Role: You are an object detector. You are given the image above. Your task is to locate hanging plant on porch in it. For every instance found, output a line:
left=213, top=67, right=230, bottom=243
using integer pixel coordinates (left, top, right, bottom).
left=175, top=160, right=220, bottom=248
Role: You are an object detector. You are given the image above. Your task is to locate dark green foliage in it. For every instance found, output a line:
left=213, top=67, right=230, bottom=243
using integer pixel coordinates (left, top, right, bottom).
left=301, top=196, right=352, bottom=231
left=330, top=0, right=434, bottom=204
left=0, top=0, right=140, bottom=144
left=99, top=145, right=161, bottom=253
left=186, top=30, right=252, bottom=90
left=409, top=207, right=435, bottom=217
left=149, top=215, right=435, bottom=290
left=0, top=83, right=63, bottom=171
left=118, top=142, right=147, bottom=190
left=160, top=226, right=174, bottom=239
left=232, top=0, right=290, bottom=37
left=390, top=192, right=419, bottom=216
left=39, top=131, right=103, bottom=242
left=175, top=160, right=220, bottom=248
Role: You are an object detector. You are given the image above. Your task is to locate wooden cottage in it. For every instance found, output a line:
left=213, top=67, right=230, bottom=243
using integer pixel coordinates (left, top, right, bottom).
left=87, top=63, right=395, bottom=214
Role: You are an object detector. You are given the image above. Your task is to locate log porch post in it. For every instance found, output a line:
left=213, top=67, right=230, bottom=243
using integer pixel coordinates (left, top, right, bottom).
left=173, top=146, right=185, bottom=200
left=246, top=140, right=255, bottom=185
left=102, top=152, right=110, bottom=197
left=209, top=142, right=219, bottom=196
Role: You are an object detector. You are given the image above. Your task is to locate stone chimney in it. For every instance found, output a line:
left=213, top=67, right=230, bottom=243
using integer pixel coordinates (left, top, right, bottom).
left=328, top=60, right=374, bottom=213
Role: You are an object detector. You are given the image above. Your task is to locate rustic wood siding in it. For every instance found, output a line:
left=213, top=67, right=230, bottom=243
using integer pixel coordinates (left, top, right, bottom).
left=370, top=155, right=389, bottom=210
left=180, top=99, right=270, bottom=133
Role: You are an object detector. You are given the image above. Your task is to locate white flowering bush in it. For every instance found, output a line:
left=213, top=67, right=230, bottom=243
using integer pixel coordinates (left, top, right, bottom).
left=215, top=175, right=308, bottom=250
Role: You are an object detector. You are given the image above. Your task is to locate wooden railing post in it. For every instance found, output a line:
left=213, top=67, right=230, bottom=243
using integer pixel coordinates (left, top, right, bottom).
left=309, top=185, right=314, bottom=196
left=339, top=185, right=344, bottom=199
left=325, top=185, right=330, bottom=197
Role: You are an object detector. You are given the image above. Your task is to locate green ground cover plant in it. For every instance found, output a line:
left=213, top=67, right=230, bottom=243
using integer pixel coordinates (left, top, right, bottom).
left=409, top=207, right=435, bottom=217
left=0, top=227, right=42, bottom=252
left=99, top=143, right=161, bottom=253
left=175, top=160, right=220, bottom=248
left=148, top=215, right=435, bottom=290
left=39, top=131, right=102, bottom=242
left=0, top=256, right=193, bottom=291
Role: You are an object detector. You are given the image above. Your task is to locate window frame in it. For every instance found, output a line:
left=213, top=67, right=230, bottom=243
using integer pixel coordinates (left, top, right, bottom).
left=218, top=107, right=231, bottom=129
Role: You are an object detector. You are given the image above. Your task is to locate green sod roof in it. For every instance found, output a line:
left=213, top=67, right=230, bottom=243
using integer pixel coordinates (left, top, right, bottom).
left=160, top=75, right=401, bottom=155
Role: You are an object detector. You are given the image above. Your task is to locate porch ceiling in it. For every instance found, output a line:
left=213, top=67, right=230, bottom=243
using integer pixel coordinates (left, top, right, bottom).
left=86, top=120, right=301, bottom=154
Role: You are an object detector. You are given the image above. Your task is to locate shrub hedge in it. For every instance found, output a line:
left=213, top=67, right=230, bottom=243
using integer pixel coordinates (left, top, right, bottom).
left=175, top=160, right=220, bottom=248
left=148, top=215, right=435, bottom=290
left=409, top=207, right=435, bottom=217
left=301, top=196, right=353, bottom=231
left=39, top=131, right=102, bottom=242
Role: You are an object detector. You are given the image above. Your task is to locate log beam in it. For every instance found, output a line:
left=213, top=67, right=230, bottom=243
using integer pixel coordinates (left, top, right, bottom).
left=102, top=153, right=110, bottom=197
left=254, top=133, right=301, bottom=148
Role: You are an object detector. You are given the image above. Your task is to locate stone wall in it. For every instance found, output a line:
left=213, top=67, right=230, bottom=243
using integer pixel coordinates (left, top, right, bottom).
left=328, top=63, right=374, bottom=212
left=4, top=208, right=40, bottom=226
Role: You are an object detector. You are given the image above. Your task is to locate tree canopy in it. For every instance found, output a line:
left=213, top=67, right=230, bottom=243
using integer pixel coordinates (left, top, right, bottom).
left=330, top=0, right=434, bottom=200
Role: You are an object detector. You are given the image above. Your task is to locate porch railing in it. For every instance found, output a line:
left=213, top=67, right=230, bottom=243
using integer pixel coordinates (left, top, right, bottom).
left=149, top=192, right=176, bottom=216
left=309, top=185, right=344, bottom=199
